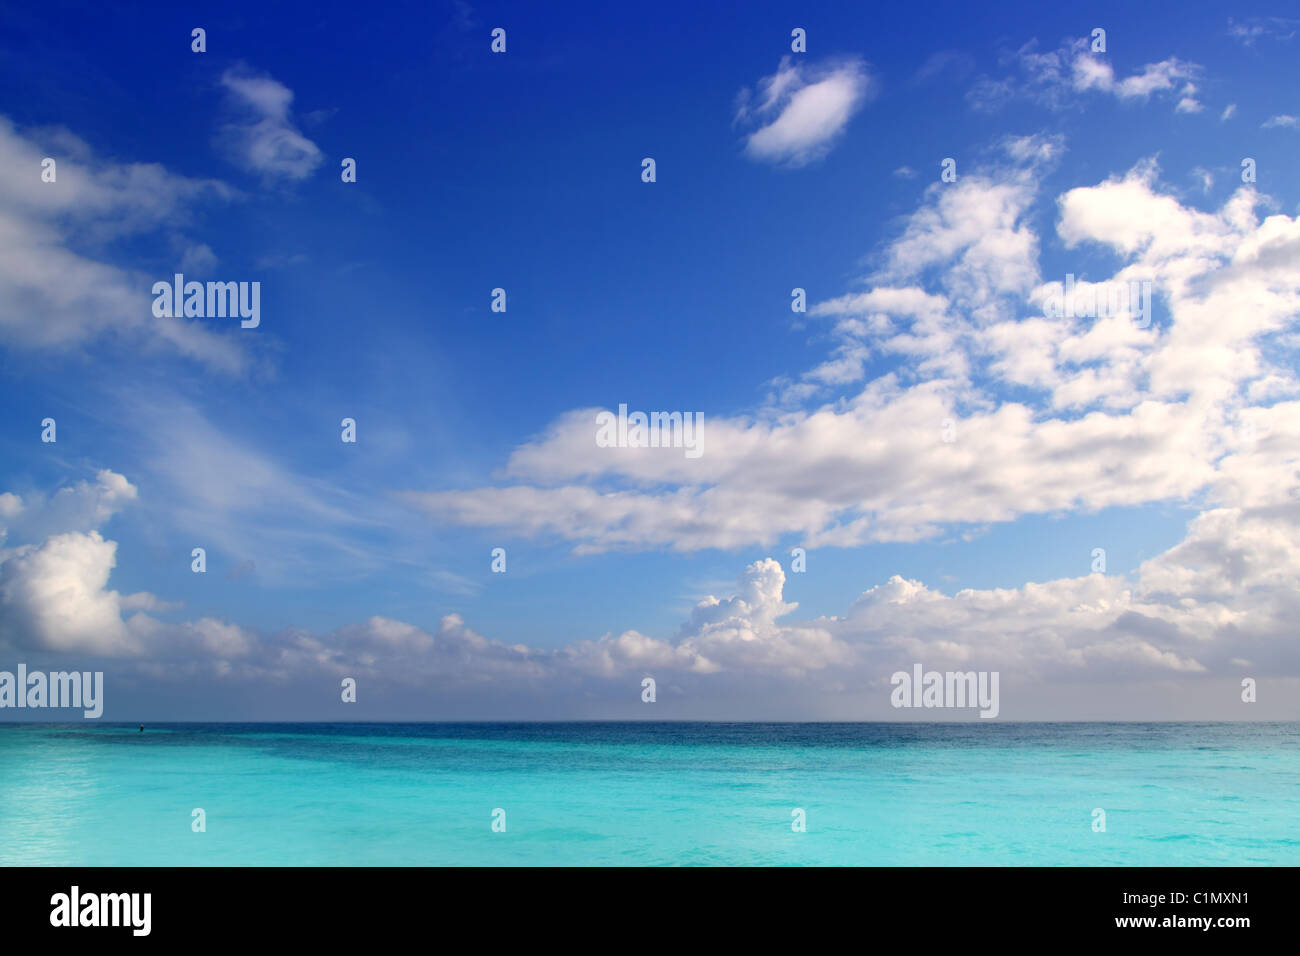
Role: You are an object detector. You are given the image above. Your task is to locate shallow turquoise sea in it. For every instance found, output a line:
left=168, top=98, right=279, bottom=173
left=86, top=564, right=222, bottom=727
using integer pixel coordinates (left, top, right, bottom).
left=1, top=722, right=1297, bottom=866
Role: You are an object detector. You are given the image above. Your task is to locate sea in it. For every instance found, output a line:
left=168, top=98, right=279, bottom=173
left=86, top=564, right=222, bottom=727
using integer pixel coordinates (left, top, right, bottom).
left=1, top=721, right=1297, bottom=866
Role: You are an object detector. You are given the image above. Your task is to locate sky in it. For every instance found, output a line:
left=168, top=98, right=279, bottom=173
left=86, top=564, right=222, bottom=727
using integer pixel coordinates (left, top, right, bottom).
left=1, top=0, right=1299, bottom=720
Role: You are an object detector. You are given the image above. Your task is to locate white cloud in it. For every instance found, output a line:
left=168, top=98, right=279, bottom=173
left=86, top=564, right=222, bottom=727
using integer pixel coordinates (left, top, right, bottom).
left=179, top=242, right=218, bottom=274
left=189, top=618, right=258, bottom=658
left=1262, top=115, right=1299, bottom=129
left=0, top=117, right=251, bottom=373
left=564, top=558, right=845, bottom=678
left=0, top=469, right=137, bottom=542
left=342, top=488, right=1300, bottom=708
left=218, top=67, right=324, bottom=181
left=1228, top=17, right=1300, bottom=46
left=735, top=56, right=873, bottom=166
left=5, top=462, right=1300, bottom=715
left=399, top=155, right=1300, bottom=564
left=0, top=531, right=144, bottom=656
left=971, top=38, right=1202, bottom=114
left=0, top=470, right=166, bottom=656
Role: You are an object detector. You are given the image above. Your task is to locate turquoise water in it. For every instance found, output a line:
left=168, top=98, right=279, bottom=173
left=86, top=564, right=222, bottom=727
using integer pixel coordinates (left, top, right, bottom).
left=1, top=722, right=1297, bottom=866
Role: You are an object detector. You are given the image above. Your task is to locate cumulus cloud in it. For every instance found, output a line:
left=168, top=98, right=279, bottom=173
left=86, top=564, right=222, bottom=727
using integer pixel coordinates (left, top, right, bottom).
left=0, top=466, right=344, bottom=661
left=735, top=56, right=874, bottom=166
left=0, top=531, right=145, bottom=655
left=218, top=67, right=324, bottom=182
left=563, top=559, right=844, bottom=678
left=397, top=147, right=1300, bottom=578
left=286, top=488, right=1300, bottom=711
left=4, top=461, right=1299, bottom=716
left=0, top=470, right=137, bottom=542
left=3, top=118, right=1294, bottom=716
left=0, top=117, right=250, bottom=373
left=0, top=471, right=164, bottom=656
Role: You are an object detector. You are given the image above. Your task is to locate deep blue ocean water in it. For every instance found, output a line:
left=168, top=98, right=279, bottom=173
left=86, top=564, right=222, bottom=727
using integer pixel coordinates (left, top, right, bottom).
left=1, top=722, right=1297, bottom=865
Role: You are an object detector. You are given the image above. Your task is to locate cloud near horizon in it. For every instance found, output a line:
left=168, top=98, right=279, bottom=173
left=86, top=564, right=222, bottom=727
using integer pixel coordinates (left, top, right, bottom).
left=4, top=29, right=1299, bottom=720
left=4, top=443, right=1299, bottom=717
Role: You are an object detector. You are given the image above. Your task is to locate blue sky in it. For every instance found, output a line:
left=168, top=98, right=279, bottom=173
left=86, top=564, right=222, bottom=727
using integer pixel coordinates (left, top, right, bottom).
left=2, top=1, right=1299, bottom=719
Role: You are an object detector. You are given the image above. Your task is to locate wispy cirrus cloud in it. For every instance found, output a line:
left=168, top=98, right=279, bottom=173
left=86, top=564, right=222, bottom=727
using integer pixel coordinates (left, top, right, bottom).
left=1228, top=16, right=1300, bottom=46
left=968, top=37, right=1203, bottom=114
